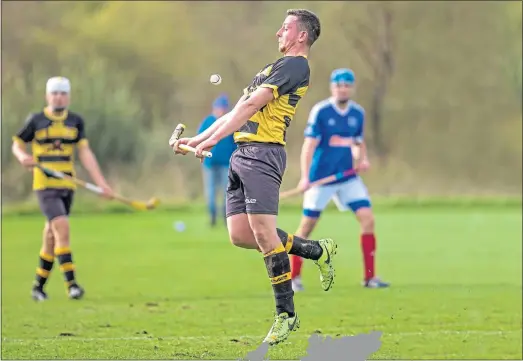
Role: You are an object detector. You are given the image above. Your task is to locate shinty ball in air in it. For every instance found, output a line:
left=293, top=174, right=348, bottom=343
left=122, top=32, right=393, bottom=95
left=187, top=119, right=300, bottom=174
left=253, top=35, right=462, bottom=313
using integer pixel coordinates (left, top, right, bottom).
left=210, top=74, right=222, bottom=85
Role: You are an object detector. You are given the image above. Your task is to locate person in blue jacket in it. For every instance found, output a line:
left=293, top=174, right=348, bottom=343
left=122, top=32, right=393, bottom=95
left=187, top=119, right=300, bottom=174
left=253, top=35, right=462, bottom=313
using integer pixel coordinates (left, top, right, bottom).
left=197, top=94, right=237, bottom=226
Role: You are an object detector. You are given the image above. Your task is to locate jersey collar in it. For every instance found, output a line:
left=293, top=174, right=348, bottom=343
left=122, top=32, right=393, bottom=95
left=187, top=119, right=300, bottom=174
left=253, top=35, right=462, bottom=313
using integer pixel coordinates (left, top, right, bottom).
left=329, top=98, right=353, bottom=117
left=43, top=107, right=68, bottom=122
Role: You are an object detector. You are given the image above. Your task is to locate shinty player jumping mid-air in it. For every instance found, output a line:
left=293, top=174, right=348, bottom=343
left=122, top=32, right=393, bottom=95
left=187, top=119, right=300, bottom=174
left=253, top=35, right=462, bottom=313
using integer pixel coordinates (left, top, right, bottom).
left=290, top=68, right=390, bottom=292
left=11, top=77, right=114, bottom=301
left=171, top=9, right=337, bottom=346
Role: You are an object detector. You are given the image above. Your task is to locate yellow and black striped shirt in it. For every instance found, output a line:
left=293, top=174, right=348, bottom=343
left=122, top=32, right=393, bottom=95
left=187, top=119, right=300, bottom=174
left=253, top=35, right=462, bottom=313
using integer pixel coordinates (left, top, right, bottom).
left=12, top=108, right=88, bottom=190
left=234, top=55, right=310, bottom=145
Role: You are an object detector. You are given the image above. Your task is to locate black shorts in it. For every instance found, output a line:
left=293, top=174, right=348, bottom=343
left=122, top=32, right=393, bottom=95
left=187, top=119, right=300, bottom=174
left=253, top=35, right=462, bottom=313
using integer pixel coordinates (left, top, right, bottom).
left=36, top=188, right=75, bottom=221
left=226, top=143, right=286, bottom=217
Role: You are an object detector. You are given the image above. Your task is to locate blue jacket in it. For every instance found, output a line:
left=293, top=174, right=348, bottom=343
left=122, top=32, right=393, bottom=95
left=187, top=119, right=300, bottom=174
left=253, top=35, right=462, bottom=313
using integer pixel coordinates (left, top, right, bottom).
left=198, top=115, right=237, bottom=167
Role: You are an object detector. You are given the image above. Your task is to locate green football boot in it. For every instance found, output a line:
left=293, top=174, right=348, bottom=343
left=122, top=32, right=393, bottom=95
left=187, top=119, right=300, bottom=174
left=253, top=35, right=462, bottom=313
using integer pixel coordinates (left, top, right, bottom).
left=263, top=312, right=300, bottom=346
left=314, top=238, right=337, bottom=291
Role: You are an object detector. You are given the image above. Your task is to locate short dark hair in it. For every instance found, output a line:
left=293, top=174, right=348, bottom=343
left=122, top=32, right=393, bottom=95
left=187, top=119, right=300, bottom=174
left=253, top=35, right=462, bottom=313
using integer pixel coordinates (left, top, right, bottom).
left=286, top=9, right=321, bottom=47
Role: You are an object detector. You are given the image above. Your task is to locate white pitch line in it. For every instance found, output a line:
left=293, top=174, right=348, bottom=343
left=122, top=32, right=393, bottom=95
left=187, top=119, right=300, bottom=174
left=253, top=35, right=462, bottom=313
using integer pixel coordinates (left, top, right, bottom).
left=2, top=329, right=520, bottom=343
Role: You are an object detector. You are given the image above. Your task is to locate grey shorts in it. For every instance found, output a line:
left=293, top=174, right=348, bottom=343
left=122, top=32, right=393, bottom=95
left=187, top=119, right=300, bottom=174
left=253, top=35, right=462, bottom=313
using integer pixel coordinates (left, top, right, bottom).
left=36, top=188, right=75, bottom=221
left=226, top=143, right=287, bottom=217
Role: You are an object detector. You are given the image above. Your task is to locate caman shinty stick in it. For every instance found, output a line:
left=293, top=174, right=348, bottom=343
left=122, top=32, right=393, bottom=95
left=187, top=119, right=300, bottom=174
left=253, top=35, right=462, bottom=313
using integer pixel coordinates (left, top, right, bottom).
left=35, top=164, right=160, bottom=211
left=168, top=123, right=213, bottom=158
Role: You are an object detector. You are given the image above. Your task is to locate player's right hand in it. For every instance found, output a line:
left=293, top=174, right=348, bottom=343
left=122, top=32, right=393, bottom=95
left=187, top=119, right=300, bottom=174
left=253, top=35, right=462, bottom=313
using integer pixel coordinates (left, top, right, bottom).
left=297, top=178, right=311, bottom=193
left=19, top=154, right=35, bottom=169
left=98, top=184, right=115, bottom=200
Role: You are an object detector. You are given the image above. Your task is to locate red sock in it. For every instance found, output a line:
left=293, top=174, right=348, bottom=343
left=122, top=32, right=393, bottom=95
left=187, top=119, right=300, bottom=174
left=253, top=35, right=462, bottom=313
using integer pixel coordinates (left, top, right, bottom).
left=290, top=255, right=303, bottom=279
left=361, top=233, right=376, bottom=281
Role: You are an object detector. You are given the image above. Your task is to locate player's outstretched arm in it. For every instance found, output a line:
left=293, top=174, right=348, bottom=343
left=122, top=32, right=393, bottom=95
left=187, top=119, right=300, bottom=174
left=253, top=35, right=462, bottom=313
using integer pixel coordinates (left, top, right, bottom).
left=192, top=113, right=230, bottom=144
left=75, top=118, right=112, bottom=197
left=210, top=88, right=274, bottom=142
left=192, top=94, right=249, bottom=145
left=193, top=88, right=273, bottom=158
left=300, top=137, right=319, bottom=180
left=77, top=145, right=113, bottom=198
left=173, top=113, right=231, bottom=155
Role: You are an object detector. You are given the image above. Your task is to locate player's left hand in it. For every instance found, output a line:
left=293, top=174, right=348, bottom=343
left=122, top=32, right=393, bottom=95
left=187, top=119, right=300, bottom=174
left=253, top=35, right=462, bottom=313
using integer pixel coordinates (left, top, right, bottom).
left=194, top=138, right=217, bottom=163
left=358, top=158, right=371, bottom=172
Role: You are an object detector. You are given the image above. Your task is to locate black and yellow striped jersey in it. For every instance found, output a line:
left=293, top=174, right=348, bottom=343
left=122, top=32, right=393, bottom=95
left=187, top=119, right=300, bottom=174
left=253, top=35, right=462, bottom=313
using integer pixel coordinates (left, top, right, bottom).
left=12, top=108, right=88, bottom=190
left=234, top=55, right=310, bottom=145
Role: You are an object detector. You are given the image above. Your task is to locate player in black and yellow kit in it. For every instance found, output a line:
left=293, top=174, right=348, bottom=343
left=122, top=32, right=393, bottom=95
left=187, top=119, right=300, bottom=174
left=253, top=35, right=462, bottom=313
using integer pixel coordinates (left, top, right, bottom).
left=12, top=77, right=114, bottom=301
left=172, top=10, right=336, bottom=346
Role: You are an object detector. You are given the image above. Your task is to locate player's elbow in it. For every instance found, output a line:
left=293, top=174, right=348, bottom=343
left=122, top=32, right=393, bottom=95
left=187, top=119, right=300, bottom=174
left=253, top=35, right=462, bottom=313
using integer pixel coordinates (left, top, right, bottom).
left=233, top=101, right=261, bottom=123
left=246, top=88, right=273, bottom=111
left=242, top=98, right=263, bottom=115
left=302, top=137, right=319, bottom=152
left=11, top=140, right=23, bottom=156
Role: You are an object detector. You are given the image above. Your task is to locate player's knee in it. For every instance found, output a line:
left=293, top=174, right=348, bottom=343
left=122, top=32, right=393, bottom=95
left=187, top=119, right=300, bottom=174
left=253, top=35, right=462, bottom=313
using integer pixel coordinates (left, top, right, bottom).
left=356, top=208, right=375, bottom=233
left=227, top=223, right=243, bottom=247
left=227, top=214, right=257, bottom=249
left=251, top=228, right=274, bottom=245
left=50, top=216, right=70, bottom=245
left=229, top=234, right=241, bottom=247
left=248, top=215, right=278, bottom=249
left=43, top=222, right=55, bottom=242
left=229, top=232, right=253, bottom=248
left=44, top=221, right=54, bottom=238
left=42, top=222, right=55, bottom=253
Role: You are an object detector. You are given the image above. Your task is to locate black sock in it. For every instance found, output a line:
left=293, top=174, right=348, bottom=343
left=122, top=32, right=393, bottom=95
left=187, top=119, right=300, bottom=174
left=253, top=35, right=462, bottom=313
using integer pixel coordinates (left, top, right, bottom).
left=276, top=228, right=323, bottom=260
left=55, top=246, right=77, bottom=288
left=263, top=244, right=295, bottom=316
left=34, top=252, right=54, bottom=289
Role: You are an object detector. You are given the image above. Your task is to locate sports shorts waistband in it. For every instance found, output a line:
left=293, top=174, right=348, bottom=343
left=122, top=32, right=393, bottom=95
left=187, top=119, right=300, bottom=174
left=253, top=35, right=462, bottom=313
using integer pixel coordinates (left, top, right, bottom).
left=236, top=141, right=284, bottom=148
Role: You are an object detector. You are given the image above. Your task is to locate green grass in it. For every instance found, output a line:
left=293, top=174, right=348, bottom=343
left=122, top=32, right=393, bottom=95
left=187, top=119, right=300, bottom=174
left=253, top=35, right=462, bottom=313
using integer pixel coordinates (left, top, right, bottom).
left=1, top=207, right=522, bottom=359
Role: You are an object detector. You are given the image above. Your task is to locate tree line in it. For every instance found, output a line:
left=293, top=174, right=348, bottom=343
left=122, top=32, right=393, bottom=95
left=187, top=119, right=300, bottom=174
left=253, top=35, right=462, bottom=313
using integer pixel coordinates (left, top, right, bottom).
left=2, top=1, right=521, bottom=201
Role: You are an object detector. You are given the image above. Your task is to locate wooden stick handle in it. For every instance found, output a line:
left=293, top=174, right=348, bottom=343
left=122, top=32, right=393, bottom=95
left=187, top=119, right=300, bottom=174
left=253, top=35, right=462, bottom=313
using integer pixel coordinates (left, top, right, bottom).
left=280, top=168, right=359, bottom=200
left=178, top=144, right=213, bottom=158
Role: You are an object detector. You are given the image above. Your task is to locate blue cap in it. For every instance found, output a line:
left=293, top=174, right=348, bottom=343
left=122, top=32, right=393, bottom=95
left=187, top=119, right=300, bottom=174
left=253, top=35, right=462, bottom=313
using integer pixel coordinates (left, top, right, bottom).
left=213, top=94, right=229, bottom=109
left=330, top=68, right=355, bottom=85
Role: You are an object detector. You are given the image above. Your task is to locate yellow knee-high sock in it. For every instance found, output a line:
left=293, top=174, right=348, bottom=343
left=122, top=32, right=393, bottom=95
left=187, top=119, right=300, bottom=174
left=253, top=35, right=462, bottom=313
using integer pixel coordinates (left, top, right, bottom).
left=263, top=244, right=295, bottom=316
left=34, top=252, right=54, bottom=289
left=55, top=247, right=77, bottom=288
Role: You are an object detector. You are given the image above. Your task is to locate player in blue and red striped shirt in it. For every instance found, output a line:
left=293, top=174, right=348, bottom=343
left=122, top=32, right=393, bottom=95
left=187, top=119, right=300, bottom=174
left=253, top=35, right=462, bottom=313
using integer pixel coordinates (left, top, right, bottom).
left=290, top=68, right=390, bottom=291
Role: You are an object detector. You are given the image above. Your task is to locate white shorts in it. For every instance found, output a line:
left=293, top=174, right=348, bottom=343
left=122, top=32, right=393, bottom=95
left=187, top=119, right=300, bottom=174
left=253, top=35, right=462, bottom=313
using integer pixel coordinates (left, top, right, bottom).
left=302, top=176, right=371, bottom=218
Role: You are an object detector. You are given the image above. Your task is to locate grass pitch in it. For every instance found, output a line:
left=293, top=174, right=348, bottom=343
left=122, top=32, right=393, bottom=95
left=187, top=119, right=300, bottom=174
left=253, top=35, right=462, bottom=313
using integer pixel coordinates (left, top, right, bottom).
left=1, top=206, right=522, bottom=359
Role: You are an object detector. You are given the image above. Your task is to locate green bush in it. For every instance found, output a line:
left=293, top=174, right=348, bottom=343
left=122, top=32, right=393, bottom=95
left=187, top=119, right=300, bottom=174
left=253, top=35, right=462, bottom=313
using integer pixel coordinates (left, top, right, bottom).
left=59, top=58, right=147, bottom=168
